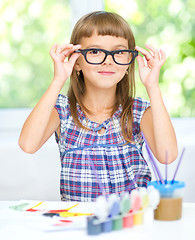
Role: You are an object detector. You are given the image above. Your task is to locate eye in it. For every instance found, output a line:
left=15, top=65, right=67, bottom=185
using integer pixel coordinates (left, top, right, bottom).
left=117, top=50, right=125, bottom=55
left=88, top=49, right=101, bottom=55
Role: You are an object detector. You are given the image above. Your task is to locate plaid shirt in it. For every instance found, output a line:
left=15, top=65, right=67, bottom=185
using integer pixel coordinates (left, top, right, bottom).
left=55, top=94, right=151, bottom=202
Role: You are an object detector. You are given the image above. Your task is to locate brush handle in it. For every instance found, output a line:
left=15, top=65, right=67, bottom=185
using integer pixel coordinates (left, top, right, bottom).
left=141, top=132, right=165, bottom=184
left=165, top=151, right=168, bottom=184
left=87, top=152, right=108, bottom=199
left=171, top=148, right=185, bottom=184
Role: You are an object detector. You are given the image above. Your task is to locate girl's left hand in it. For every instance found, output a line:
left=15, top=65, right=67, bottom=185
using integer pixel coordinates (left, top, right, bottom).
left=135, top=44, right=166, bottom=91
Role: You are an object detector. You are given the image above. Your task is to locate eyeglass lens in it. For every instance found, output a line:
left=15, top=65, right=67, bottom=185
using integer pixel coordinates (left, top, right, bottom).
left=86, top=50, right=133, bottom=64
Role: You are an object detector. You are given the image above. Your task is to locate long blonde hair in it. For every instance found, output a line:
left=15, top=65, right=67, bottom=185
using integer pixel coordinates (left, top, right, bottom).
left=68, top=11, right=136, bottom=142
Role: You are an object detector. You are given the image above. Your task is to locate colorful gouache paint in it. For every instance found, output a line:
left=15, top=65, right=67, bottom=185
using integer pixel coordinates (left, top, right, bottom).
left=87, top=187, right=160, bottom=235
left=101, top=215, right=112, bottom=233
left=123, top=210, right=134, bottom=228
left=87, top=216, right=102, bottom=235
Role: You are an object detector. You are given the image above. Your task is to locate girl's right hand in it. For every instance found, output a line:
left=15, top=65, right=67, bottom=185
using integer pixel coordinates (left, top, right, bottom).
left=49, top=43, right=81, bottom=86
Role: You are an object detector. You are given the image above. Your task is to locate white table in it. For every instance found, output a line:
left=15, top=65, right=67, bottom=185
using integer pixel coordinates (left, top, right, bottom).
left=0, top=201, right=195, bottom=240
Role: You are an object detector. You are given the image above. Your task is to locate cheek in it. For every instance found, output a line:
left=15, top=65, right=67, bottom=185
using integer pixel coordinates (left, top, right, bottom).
left=118, top=66, right=128, bottom=76
left=78, top=59, right=97, bottom=74
left=81, top=64, right=92, bottom=74
left=82, top=67, right=97, bottom=78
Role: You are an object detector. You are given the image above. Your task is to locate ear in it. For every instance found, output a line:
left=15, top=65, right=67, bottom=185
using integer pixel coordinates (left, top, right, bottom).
left=73, top=59, right=82, bottom=72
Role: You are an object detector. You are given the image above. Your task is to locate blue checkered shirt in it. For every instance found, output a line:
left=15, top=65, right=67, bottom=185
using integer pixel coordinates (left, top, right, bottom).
left=55, top=94, right=151, bottom=202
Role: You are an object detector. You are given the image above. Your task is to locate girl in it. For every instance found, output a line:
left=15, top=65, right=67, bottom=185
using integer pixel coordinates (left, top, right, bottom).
left=19, top=11, right=178, bottom=202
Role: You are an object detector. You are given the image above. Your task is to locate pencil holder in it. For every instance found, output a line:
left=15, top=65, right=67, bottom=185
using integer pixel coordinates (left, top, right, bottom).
left=148, top=181, right=185, bottom=221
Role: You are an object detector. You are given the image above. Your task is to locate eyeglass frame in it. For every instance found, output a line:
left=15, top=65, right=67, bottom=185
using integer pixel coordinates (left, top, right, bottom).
left=74, top=48, right=138, bottom=65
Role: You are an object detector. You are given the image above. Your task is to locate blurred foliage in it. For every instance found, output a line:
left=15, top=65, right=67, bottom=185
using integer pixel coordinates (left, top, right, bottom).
left=0, top=0, right=70, bottom=108
left=105, top=0, right=195, bottom=117
left=0, top=0, right=195, bottom=117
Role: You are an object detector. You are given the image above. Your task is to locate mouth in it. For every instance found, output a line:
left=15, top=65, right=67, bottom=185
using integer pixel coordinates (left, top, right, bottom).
left=98, top=71, right=115, bottom=76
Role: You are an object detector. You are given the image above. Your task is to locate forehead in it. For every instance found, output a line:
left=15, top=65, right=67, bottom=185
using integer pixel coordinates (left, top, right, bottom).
left=80, top=32, right=128, bottom=49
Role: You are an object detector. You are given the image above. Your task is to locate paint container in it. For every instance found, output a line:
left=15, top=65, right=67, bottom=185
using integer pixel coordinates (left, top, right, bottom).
left=112, top=214, right=123, bottom=231
left=101, top=215, right=112, bottom=233
left=149, top=181, right=185, bottom=221
left=87, top=216, right=101, bottom=235
left=108, top=194, right=120, bottom=217
left=142, top=207, right=154, bottom=224
left=94, top=195, right=109, bottom=222
left=130, top=189, right=142, bottom=225
left=133, top=209, right=143, bottom=225
left=144, top=185, right=160, bottom=224
left=123, top=210, right=133, bottom=228
left=120, top=192, right=132, bottom=228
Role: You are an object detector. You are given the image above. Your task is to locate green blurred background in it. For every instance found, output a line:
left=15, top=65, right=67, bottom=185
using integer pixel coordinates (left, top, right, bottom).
left=0, top=0, right=195, bottom=117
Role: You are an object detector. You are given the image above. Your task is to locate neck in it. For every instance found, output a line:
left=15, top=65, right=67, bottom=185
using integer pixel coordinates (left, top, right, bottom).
left=82, top=88, right=116, bottom=114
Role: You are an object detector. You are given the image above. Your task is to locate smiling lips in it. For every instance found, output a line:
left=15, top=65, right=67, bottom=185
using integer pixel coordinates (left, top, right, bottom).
left=98, top=71, right=115, bottom=76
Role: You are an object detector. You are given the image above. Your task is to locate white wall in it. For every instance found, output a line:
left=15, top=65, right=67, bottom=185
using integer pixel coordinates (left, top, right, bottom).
left=0, top=109, right=60, bottom=201
left=0, top=109, right=195, bottom=202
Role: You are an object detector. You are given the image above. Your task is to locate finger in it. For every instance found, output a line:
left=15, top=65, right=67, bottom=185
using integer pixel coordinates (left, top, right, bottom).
left=136, top=55, right=146, bottom=68
left=56, top=43, right=74, bottom=54
left=60, top=44, right=81, bottom=57
left=159, top=48, right=166, bottom=61
left=68, top=52, right=80, bottom=67
left=49, top=43, right=57, bottom=58
left=145, top=44, right=160, bottom=59
left=58, top=43, right=81, bottom=53
left=135, top=46, right=153, bottom=61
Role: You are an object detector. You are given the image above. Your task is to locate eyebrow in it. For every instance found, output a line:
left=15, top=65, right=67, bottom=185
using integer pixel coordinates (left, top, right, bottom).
left=85, top=44, right=128, bottom=49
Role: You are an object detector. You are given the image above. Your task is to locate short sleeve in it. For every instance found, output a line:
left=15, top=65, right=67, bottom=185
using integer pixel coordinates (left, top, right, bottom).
left=54, top=94, right=70, bottom=121
left=54, top=94, right=70, bottom=143
left=132, top=97, right=150, bottom=135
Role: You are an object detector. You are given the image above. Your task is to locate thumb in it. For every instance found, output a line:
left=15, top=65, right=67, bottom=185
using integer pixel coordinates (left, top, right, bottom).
left=49, top=43, right=57, bottom=59
left=68, top=52, right=80, bottom=68
left=136, top=55, right=145, bottom=69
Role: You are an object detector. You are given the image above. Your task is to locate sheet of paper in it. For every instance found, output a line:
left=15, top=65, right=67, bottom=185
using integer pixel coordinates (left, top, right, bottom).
left=6, top=200, right=95, bottom=232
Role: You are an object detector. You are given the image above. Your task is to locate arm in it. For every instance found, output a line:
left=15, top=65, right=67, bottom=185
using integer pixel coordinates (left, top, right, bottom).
left=18, top=43, right=81, bottom=153
left=135, top=44, right=178, bottom=164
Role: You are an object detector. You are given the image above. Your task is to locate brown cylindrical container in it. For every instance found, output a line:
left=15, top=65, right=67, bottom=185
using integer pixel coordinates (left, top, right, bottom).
left=154, top=197, right=182, bottom=221
left=148, top=181, right=185, bottom=221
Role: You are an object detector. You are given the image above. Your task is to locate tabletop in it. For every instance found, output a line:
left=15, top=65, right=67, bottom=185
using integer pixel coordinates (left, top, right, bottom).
left=0, top=201, right=195, bottom=240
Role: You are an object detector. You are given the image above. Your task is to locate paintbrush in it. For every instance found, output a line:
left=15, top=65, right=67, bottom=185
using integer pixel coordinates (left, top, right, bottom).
left=171, top=148, right=185, bottom=184
left=141, top=132, right=165, bottom=184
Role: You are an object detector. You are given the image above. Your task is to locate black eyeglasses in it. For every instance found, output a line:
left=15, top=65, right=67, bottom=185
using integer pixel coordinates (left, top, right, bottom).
left=74, top=48, right=138, bottom=65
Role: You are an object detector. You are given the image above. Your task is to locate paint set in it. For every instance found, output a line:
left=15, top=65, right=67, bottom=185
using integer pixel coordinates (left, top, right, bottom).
left=87, top=186, right=160, bottom=235
left=87, top=133, right=186, bottom=235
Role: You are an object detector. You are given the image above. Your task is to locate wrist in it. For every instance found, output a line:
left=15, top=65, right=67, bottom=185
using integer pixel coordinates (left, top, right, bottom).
left=50, top=78, right=65, bottom=91
left=52, top=77, right=66, bottom=89
left=147, top=85, right=162, bottom=100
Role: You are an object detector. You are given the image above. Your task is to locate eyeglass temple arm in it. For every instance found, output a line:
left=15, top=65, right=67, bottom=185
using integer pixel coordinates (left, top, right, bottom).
left=134, top=50, right=139, bottom=57
left=74, top=50, right=82, bottom=53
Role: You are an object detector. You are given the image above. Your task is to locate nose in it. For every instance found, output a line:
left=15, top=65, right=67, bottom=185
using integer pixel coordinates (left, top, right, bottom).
left=103, top=54, right=114, bottom=65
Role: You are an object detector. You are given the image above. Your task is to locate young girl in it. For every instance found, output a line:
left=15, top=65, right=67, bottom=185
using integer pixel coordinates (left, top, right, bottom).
left=19, top=11, right=178, bottom=202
